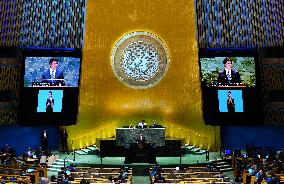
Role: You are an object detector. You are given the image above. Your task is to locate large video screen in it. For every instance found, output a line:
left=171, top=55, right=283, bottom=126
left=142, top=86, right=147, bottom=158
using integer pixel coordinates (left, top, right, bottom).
left=199, top=49, right=262, bottom=125
left=18, top=49, right=82, bottom=125
left=24, top=57, right=81, bottom=87
left=200, top=57, right=256, bottom=87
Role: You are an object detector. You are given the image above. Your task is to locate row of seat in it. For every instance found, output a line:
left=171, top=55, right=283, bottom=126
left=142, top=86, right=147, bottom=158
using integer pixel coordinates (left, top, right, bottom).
left=0, top=164, right=47, bottom=184
left=58, top=167, right=133, bottom=184
left=150, top=165, right=230, bottom=184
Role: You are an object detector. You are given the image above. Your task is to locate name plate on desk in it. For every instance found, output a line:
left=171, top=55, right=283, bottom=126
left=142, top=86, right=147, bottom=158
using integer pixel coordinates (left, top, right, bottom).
left=116, top=128, right=165, bottom=146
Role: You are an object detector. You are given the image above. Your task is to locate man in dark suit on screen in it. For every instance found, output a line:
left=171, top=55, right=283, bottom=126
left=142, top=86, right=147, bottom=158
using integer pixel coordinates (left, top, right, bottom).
left=41, top=58, right=65, bottom=86
left=217, top=57, right=241, bottom=85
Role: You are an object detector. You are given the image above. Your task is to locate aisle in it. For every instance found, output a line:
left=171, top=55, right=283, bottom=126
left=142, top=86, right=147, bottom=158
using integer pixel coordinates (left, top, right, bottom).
left=132, top=176, right=149, bottom=184
left=131, top=164, right=151, bottom=184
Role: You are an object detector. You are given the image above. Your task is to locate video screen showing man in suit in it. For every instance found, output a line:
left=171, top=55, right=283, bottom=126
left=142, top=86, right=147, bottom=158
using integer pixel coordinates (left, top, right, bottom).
left=24, top=57, right=81, bottom=87
left=199, top=57, right=256, bottom=87
left=41, top=58, right=65, bottom=86
left=217, top=57, right=241, bottom=86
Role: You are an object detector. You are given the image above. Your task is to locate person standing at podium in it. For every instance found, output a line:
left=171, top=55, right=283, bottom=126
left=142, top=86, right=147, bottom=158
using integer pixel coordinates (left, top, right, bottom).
left=137, top=132, right=146, bottom=149
left=138, top=133, right=145, bottom=142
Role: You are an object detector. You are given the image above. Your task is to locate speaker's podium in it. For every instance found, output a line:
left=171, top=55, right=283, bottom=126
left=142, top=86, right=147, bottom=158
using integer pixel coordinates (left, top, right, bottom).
left=116, top=128, right=165, bottom=164
left=124, top=142, right=156, bottom=164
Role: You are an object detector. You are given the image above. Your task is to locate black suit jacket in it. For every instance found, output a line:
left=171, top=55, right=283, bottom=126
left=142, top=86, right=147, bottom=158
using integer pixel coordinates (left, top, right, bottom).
left=46, top=98, right=54, bottom=112
left=227, top=98, right=235, bottom=112
left=217, top=69, right=241, bottom=85
left=40, top=132, right=48, bottom=144
left=41, top=69, right=64, bottom=86
left=60, top=130, right=68, bottom=141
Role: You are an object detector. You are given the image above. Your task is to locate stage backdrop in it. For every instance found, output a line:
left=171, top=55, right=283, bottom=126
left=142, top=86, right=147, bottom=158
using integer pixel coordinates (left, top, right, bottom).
left=66, top=0, right=220, bottom=151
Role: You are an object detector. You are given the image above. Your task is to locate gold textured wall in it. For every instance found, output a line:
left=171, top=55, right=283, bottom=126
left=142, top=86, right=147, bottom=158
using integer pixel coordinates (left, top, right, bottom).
left=66, top=0, right=220, bottom=151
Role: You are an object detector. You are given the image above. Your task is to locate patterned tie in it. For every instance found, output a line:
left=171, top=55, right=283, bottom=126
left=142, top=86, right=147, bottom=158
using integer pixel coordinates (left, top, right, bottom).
left=51, top=70, right=55, bottom=83
left=227, top=70, right=230, bottom=81
left=52, top=70, right=55, bottom=79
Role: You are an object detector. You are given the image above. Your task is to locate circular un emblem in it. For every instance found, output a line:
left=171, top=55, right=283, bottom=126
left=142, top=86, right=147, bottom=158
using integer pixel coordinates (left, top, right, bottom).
left=111, top=32, right=170, bottom=89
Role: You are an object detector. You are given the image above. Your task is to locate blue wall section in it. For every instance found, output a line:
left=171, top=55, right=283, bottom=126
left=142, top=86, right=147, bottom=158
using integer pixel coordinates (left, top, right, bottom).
left=221, top=126, right=284, bottom=150
left=0, top=126, right=59, bottom=156
left=2, top=125, right=284, bottom=155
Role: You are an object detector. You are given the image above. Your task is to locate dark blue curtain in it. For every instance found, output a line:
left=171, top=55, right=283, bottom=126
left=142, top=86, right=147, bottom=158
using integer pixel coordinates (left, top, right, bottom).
left=221, top=126, right=284, bottom=150
left=0, top=125, right=59, bottom=156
